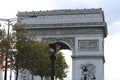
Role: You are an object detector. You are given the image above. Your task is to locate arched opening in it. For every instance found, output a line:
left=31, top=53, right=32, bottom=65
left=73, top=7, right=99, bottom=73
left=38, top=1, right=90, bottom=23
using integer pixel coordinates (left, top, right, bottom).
left=54, top=42, right=72, bottom=80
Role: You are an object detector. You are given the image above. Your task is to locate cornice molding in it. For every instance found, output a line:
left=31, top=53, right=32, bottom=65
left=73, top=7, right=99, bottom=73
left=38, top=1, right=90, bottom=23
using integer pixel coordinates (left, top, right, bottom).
left=17, top=8, right=103, bottom=17
left=71, top=55, right=105, bottom=63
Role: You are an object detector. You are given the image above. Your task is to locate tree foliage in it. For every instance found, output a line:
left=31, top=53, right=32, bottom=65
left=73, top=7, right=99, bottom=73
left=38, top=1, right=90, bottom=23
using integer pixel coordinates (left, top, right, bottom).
left=14, top=23, right=69, bottom=80
left=55, top=52, right=69, bottom=80
left=0, top=29, right=6, bottom=65
left=0, top=28, right=16, bottom=69
left=0, top=23, right=69, bottom=80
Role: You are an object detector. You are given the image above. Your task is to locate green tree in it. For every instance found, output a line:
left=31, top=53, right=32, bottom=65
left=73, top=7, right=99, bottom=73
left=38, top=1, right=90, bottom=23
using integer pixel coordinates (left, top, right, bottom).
left=14, top=23, right=69, bottom=80
left=28, top=43, right=69, bottom=80
left=14, top=23, right=34, bottom=80
left=0, top=29, right=10, bottom=55
left=14, top=23, right=51, bottom=80
left=0, top=29, right=6, bottom=67
left=55, top=52, right=69, bottom=80
left=0, top=27, right=17, bottom=80
left=0, top=28, right=16, bottom=68
left=29, top=41, right=51, bottom=80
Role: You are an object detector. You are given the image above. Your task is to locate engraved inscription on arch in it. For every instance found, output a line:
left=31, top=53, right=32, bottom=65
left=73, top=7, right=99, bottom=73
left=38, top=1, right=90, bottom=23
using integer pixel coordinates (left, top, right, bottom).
left=78, top=40, right=99, bottom=51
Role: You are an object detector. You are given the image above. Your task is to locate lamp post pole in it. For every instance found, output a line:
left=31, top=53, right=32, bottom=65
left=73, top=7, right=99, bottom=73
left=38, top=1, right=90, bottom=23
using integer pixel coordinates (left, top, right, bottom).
left=0, top=18, right=17, bottom=80
left=49, top=43, right=56, bottom=80
left=4, top=19, right=10, bottom=80
left=51, top=53, right=55, bottom=80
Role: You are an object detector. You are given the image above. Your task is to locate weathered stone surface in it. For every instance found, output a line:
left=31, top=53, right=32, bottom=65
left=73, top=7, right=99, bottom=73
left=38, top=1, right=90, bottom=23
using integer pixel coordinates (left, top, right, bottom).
left=27, top=28, right=103, bottom=36
left=17, top=8, right=107, bottom=80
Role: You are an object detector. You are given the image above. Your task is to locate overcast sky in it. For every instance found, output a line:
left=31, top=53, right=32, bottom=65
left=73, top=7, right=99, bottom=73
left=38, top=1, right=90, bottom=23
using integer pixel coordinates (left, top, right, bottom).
left=0, top=0, right=120, bottom=80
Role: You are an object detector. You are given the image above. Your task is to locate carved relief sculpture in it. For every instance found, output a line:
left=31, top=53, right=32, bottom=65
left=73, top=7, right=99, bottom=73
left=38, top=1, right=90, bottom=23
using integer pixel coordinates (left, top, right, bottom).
left=81, top=64, right=96, bottom=80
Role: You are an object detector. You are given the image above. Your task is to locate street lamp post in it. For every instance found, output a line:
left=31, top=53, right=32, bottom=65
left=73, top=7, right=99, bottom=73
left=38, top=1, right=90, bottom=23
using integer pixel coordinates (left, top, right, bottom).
left=0, top=18, right=17, bottom=80
left=49, top=43, right=56, bottom=80
left=4, top=20, right=10, bottom=80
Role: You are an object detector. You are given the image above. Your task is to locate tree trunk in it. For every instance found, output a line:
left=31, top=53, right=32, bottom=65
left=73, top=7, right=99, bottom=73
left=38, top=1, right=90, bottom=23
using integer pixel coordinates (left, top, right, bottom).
left=32, top=74, right=34, bottom=80
left=15, top=66, right=19, bottom=80
left=41, top=76, right=43, bottom=80
left=45, top=76, right=50, bottom=80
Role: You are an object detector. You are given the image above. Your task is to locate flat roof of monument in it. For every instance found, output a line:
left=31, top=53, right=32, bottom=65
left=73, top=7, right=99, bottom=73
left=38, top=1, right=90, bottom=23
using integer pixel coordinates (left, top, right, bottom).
left=17, top=8, right=104, bottom=17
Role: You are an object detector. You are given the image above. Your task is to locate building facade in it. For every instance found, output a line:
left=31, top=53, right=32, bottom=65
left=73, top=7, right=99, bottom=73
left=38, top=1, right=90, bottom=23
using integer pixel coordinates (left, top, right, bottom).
left=17, top=8, right=107, bottom=80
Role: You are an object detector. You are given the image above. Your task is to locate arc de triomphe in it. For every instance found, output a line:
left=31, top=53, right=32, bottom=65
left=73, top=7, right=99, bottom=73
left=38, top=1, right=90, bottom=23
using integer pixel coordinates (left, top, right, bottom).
left=17, top=8, right=107, bottom=80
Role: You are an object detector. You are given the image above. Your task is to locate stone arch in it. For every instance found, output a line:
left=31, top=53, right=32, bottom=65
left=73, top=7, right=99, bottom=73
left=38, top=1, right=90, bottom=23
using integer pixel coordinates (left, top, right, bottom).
left=17, top=8, right=107, bottom=80
left=42, top=37, right=75, bottom=53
